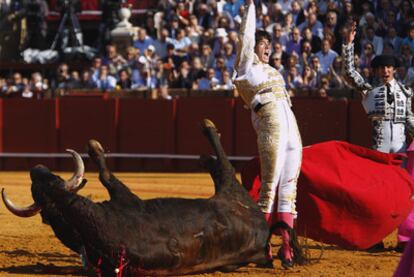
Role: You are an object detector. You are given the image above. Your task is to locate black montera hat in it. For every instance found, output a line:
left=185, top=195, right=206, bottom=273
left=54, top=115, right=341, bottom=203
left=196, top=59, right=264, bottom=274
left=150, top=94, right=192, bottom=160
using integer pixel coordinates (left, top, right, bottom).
left=371, top=55, right=401, bottom=68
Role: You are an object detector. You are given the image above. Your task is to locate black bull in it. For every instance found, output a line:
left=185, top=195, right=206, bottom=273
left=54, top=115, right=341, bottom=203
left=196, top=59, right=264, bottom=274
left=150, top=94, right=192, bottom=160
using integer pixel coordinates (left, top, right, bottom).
left=2, top=119, right=270, bottom=275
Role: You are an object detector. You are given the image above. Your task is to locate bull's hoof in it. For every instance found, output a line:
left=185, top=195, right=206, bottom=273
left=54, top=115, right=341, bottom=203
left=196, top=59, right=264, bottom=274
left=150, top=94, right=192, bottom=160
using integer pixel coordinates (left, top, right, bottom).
left=202, top=119, right=217, bottom=130
left=88, top=139, right=105, bottom=154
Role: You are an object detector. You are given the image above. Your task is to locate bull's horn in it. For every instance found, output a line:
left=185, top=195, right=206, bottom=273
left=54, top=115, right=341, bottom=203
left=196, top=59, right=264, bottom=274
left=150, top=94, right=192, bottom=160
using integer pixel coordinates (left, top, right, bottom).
left=1, top=188, right=41, bottom=217
left=64, top=149, right=85, bottom=191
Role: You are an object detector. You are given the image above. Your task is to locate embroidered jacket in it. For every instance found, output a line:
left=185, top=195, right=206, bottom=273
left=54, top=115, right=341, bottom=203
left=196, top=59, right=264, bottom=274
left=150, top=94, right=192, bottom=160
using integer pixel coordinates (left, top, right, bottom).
left=233, top=2, right=290, bottom=110
left=342, top=43, right=414, bottom=135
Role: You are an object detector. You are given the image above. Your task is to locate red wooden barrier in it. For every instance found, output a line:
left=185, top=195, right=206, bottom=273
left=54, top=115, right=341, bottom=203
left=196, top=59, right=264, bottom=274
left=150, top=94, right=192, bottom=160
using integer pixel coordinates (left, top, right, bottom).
left=292, top=98, right=348, bottom=146
left=58, top=97, right=116, bottom=171
left=0, top=97, right=378, bottom=172
left=0, top=99, right=58, bottom=170
left=117, top=99, right=176, bottom=171
left=347, top=99, right=372, bottom=148
left=175, top=97, right=235, bottom=171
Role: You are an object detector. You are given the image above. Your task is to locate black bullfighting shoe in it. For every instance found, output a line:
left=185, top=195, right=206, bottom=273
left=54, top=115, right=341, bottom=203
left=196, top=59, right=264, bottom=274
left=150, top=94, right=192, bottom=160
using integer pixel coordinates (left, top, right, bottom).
left=274, top=221, right=306, bottom=269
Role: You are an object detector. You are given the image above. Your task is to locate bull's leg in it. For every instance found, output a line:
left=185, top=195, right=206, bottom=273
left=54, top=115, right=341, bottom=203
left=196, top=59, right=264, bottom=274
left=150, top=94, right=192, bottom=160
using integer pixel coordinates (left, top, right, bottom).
left=201, top=119, right=235, bottom=190
left=87, top=140, right=141, bottom=202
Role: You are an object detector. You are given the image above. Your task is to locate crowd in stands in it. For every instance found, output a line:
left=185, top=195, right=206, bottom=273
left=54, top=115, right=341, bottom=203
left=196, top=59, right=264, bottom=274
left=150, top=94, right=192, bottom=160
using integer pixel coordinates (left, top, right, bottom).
left=2, top=0, right=414, bottom=99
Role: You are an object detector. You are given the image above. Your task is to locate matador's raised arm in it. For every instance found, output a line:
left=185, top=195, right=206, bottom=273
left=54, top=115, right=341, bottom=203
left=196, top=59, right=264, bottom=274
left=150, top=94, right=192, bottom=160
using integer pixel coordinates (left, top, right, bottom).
left=234, top=1, right=256, bottom=77
left=341, top=22, right=372, bottom=96
left=342, top=43, right=372, bottom=96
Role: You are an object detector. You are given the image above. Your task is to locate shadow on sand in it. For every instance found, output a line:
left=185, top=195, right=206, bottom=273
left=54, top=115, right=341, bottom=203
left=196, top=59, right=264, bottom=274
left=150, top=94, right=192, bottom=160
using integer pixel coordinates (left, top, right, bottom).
left=0, top=263, right=85, bottom=275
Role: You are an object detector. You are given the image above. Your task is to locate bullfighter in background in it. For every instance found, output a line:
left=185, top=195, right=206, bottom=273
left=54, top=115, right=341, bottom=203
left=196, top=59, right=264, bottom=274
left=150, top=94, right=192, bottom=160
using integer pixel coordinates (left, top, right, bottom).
left=233, top=0, right=304, bottom=268
left=343, top=22, right=414, bottom=251
left=342, top=22, right=414, bottom=153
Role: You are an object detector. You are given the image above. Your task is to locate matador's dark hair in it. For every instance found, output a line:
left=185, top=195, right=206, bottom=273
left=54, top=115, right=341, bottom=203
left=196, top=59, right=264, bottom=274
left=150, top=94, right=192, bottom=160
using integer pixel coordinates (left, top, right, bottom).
left=255, top=29, right=272, bottom=46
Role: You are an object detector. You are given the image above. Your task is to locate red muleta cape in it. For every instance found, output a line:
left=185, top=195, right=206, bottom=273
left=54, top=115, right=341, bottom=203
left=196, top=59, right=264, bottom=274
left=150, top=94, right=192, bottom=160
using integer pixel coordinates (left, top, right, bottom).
left=241, top=141, right=414, bottom=249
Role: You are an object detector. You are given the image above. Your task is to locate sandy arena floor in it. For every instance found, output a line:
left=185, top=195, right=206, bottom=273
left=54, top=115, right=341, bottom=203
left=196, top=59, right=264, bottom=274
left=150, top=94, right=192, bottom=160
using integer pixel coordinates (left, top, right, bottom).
left=0, top=172, right=403, bottom=276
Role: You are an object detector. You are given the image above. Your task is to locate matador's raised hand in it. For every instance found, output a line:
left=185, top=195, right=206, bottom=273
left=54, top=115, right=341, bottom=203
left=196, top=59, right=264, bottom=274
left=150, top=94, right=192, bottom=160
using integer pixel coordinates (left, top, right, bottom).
left=344, top=21, right=357, bottom=45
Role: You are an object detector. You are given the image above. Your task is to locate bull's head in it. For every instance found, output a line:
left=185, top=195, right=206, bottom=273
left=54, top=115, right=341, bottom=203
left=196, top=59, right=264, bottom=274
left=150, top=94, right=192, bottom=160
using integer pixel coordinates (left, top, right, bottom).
left=1, top=149, right=86, bottom=254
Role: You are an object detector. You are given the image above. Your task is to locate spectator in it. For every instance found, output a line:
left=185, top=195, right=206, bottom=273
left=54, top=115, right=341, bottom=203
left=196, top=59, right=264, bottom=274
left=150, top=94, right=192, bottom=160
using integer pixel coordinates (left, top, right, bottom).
left=162, top=43, right=183, bottom=71
left=278, top=0, right=294, bottom=15
left=20, top=77, right=33, bottom=98
left=103, top=44, right=126, bottom=76
left=360, top=42, right=376, bottom=69
left=315, top=38, right=338, bottom=75
left=189, top=57, right=205, bottom=85
left=309, top=55, right=323, bottom=84
left=360, top=12, right=379, bottom=36
left=1, top=72, right=26, bottom=97
left=223, top=0, right=244, bottom=18
left=186, top=15, right=203, bottom=44
left=301, top=26, right=321, bottom=53
left=90, top=57, right=103, bottom=82
left=134, top=28, right=155, bottom=54
left=116, top=69, right=132, bottom=90
left=79, top=70, right=96, bottom=89
left=167, top=16, right=180, bottom=39
left=272, top=41, right=289, bottom=66
left=216, top=70, right=233, bottom=90
left=299, top=40, right=313, bottom=67
left=281, top=12, right=294, bottom=37
left=400, top=43, right=413, bottom=68
left=124, top=47, right=140, bottom=73
left=170, top=28, right=192, bottom=54
left=361, top=26, right=384, bottom=55
left=212, top=28, right=228, bottom=57
left=266, top=3, right=284, bottom=24
left=270, top=23, right=289, bottom=47
left=196, top=3, right=214, bottom=29
left=66, top=70, right=82, bottom=89
left=52, top=63, right=70, bottom=91
left=384, top=27, right=403, bottom=54
left=154, top=27, right=170, bottom=59
left=170, top=60, right=193, bottom=89
left=200, top=43, right=215, bottom=70
left=378, top=10, right=398, bottom=36
left=269, top=54, right=285, bottom=75
left=298, top=12, right=323, bottom=39
left=223, top=42, right=236, bottom=75
left=397, top=0, right=414, bottom=36
left=93, top=65, right=117, bottom=91
left=187, top=42, right=201, bottom=62
left=290, top=0, right=305, bottom=26
left=302, top=64, right=318, bottom=90
left=402, top=25, right=414, bottom=54
left=214, top=56, right=227, bottom=82
left=285, top=66, right=303, bottom=91
left=328, top=56, right=349, bottom=89
left=285, top=27, right=302, bottom=56
left=196, top=67, right=219, bottom=90
left=404, top=57, right=414, bottom=88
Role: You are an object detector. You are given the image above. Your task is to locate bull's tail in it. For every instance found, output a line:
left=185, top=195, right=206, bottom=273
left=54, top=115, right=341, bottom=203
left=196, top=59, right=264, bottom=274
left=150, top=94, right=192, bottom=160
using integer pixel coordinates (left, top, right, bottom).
left=201, top=119, right=236, bottom=192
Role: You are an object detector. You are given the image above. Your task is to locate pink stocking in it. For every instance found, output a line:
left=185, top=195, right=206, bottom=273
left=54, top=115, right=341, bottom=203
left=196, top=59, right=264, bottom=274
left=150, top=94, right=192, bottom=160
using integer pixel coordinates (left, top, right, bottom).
left=277, top=212, right=294, bottom=261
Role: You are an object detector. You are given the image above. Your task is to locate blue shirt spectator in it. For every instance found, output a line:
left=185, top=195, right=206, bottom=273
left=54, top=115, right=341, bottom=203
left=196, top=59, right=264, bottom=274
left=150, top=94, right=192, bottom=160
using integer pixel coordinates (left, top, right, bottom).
left=134, top=28, right=155, bottom=54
